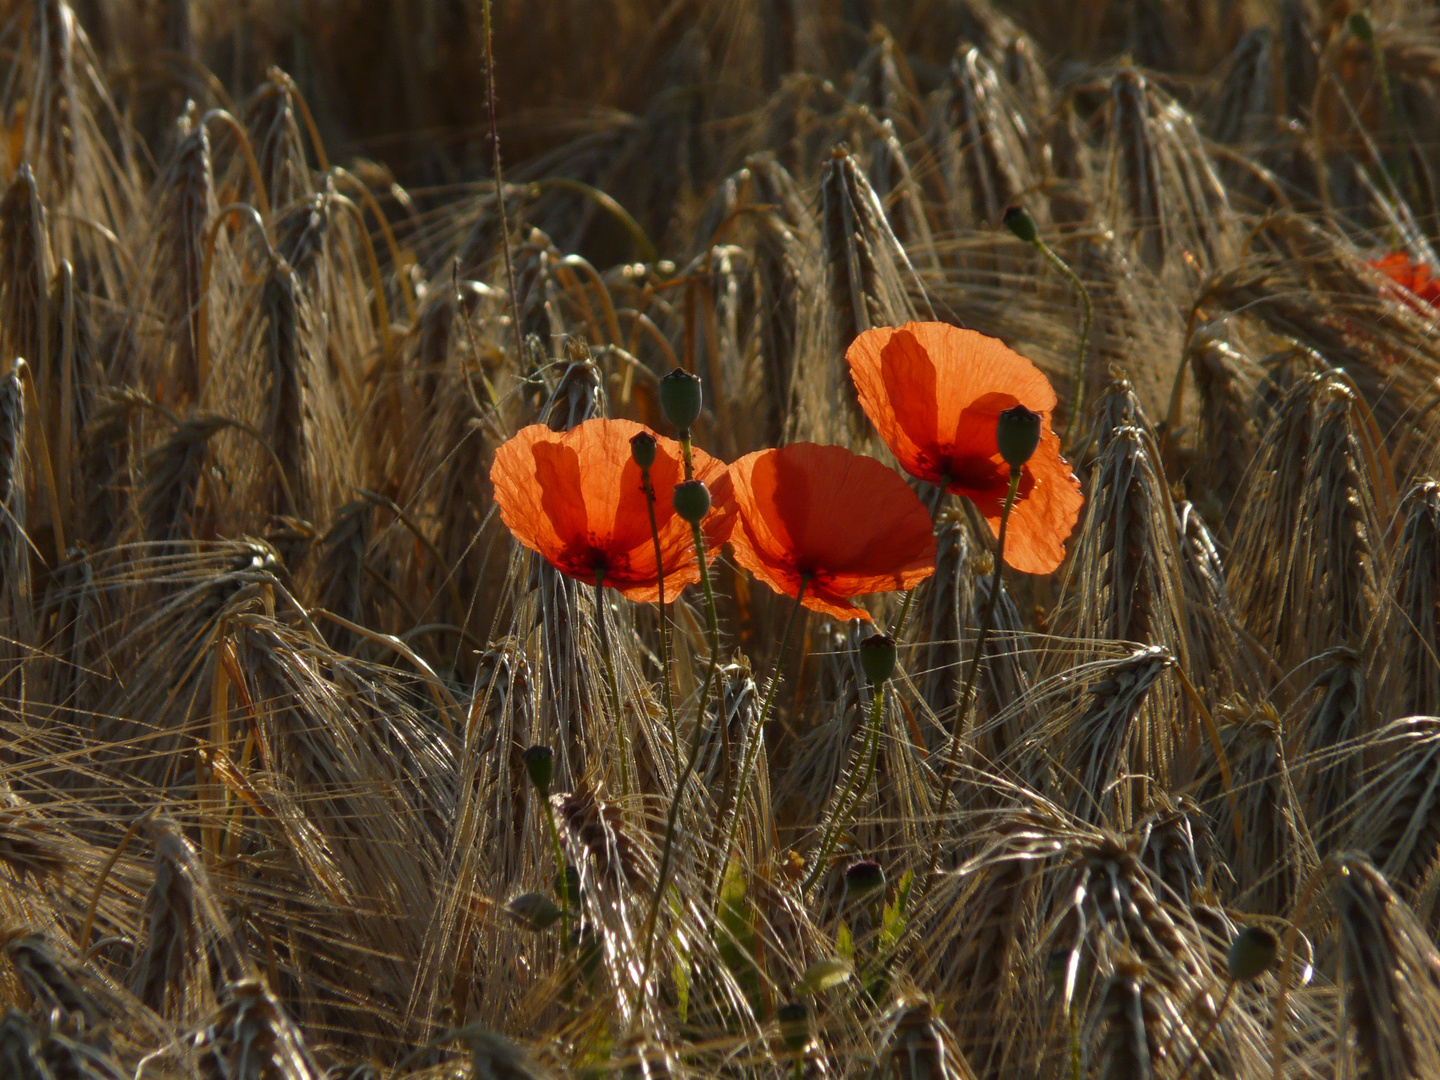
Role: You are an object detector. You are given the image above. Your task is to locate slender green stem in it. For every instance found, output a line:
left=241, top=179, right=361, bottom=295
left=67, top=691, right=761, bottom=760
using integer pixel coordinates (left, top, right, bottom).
left=678, top=431, right=695, bottom=481
left=594, top=573, right=630, bottom=798
left=638, top=467, right=676, bottom=753
left=928, top=470, right=1022, bottom=871
left=633, top=524, right=722, bottom=1015
left=803, top=680, right=886, bottom=894
left=1033, top=239, right=1092, bottom=452
left=712, top=579, right=808, bottom=893
left=542, top=800, right=572, bottom=951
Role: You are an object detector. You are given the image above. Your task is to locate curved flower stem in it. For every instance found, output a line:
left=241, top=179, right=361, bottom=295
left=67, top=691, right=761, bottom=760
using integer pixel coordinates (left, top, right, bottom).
left=711, top=578, right=809, bottom=896
left=803, top=678, right=886, bottom=895
left=1030, top=238, right=1092, bottom=452
left=633, top=525, right=721, bottom=1017
left=928, top=469, right=1022, bottom=873
left=594, top=572, right=630, bottom=799
left=638, top=466, right=676, bottom=753
left=541, top=796, right=572, bottom=951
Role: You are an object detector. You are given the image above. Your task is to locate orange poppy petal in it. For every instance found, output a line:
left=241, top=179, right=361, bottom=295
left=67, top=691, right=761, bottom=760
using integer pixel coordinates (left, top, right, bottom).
left=977, top=426, right=1083, bottom=575
left=894, top=322, right=1057, bottom=433
left=490, top=418, right=736, bottom=599
left=726, top=443, right=936, bottom=620
left=846, top=325, right=941, bottom=482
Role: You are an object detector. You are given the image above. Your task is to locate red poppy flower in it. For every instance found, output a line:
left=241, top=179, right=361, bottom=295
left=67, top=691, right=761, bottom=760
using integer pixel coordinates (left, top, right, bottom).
left=846, top=321, right=1083, bottom=575
left=1369, top=251, right=1440, bottom=310
left=490, top=418, right=734, bottom=601
left=725, top=442, right=936, bottom=622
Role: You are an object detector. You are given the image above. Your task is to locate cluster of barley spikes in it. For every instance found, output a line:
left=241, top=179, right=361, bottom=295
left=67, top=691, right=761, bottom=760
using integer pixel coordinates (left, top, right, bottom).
left=7, top=0, right=1440, bottom=1077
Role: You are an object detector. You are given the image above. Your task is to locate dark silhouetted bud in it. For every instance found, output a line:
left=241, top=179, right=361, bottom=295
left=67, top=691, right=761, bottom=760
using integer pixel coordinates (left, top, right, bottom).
left=505, top=891, right=562, bottom=930
left=1227, top=926, right=1279, bottom=981
left=996, top=404, right=1042, bottom=471
left=859, top=634, right=898, bottom=686
left=776, top=1001, right=809, bottom=1052
left=659, top=368, right=703, bottom=430
left=844, top=859, right=885, bottom=901
left=1347, top=10, right=1374, bottom=42
left=630, top=431, right=658, bottom=470
left=521, top=744, right=553, bottom=797
left=673, top=479, right=711, bottom=525
left=1002, top=204, right=1038, bottom=244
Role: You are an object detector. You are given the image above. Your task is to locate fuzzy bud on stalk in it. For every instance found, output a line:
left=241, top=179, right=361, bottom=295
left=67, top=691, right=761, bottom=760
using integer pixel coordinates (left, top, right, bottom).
left=859, top=633, right=898, bottom=686
left=1002, top=204, right=1038, bottom=244
left=843, top=858, right=886, bottom=901
left=776, top=1001, right=809, bottom=1052
left=996, top=404, right=1042, bottom=471
left=521, top=744, right=553, bottom=797
left=672, top=479, right=711, bottom=525
left=1226, top=926, right=1279, bottom=981
left=659, top=368, right=703, bottom=430
left=630, top=430, right=658, bottom=470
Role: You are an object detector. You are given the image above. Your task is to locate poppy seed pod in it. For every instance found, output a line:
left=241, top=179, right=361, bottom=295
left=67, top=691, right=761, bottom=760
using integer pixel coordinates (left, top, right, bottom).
left=843, top=859, right=886, bottom=901
left=776, top=1001, right=809, bottom=1052
left=859, top=633, right=898, bottom=686
left=629, top=430, right=657, bottom=470
left=1226, top=926, right=1279, bottom=982
left=1002, top=204, right=1038, bottom=244
left=505, top=891, right=562, bottom=931
left=673, top=479, right=711, bottom=525
left=996, top=405, right=1042, bottom=471
left=521, top=744, right=553, bottom=798
left=659, top=368, right=703, bottom=430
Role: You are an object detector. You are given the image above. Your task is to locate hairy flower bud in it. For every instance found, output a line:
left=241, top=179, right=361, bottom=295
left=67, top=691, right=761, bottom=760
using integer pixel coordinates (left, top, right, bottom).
left=1002, top=204, right=1038, bottom=244
left=659, top=368, right=703, bottom=430
left=1226, top=926, right=1279, bottom=982
left=996, top=404, right=1042, bottom=471
left=859, top=633, right=898, bottom=686
left=629, top=430, right=657, bottom=470
left=521, top=744, right=553, bottom=798
left=672, top=479, right=711, bottom=525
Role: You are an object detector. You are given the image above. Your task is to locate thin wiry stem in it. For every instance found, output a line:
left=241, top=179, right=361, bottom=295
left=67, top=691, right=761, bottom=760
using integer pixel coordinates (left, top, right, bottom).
left=634, top=522, right=721, bottom=1016
left=480, top=0, right=525, bottom=365
left=1031, top=239, right=1092, bottom=451
left=930, top=470, right=1022, bottom=866
left=715, top=578, right=808, bottom=893
left=594, top=572, right=630, bottom=799
left=638, top=464, right=675, bottom=751
left=804, top=675, right=885, bottom=895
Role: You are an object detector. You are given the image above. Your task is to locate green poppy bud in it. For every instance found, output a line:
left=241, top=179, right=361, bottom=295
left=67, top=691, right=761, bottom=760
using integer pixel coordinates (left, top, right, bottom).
left=659, top=368, right=703, bottom=430
left=859, top=633, right=898, bottom=686
left=673, top=479, right=711, bottom=525
left=1226, top=926, right=1279, bottom=982
left=630, top=431, right=657, bottom=470
left=843, top=859, right=885, bottom=901
left=1347, top=10, right=1374, bottom=43
left=505, top=891, right=562, bottom=930
left=996, top=404, right=1042, bottom=471
left=776, top=1001, right=809, bottom=1052
left=521, top=744, right=553, bottom=798
left=1002, top=204, right=1038, bottom=244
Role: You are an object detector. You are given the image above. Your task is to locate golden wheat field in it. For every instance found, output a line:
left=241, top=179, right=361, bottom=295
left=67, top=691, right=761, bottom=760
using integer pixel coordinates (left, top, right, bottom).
left=7, top=0, right=1440, bottom=1077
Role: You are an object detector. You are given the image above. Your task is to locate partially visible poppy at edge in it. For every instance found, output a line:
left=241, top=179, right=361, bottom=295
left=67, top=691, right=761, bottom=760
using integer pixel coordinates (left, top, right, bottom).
left=846, top=321, right=1083, bottom=575
left=490, top=417, right=735, bottom=601
left=725, top=442, right=937, bottom=622
left=1369, top=251, right=1440, bottom=310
